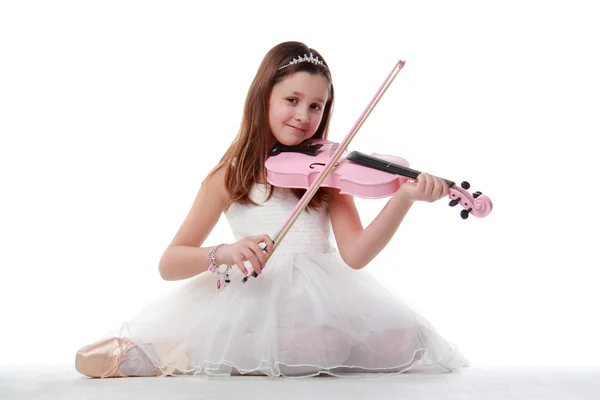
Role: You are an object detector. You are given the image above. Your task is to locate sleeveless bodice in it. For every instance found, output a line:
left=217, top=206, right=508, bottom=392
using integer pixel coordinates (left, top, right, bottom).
left=224, top=184, right=335, bottom=254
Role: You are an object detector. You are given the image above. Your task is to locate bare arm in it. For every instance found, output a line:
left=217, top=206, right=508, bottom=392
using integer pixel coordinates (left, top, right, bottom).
left=328, top=173, right=448, bottom=270
left=158, top=166, right=231, bottom=281
left=328, top=191, right=414, bottom=270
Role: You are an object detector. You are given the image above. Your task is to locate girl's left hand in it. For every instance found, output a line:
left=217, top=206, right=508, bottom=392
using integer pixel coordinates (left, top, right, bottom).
left=395, top=172, right=449, bottom=203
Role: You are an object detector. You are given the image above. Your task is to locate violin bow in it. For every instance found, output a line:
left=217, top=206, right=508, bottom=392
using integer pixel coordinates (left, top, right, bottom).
left=242, top=60, right=406, bottom=282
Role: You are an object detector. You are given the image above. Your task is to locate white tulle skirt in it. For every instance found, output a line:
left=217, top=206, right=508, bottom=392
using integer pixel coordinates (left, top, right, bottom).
left=109, top=252, right=469, bottom=377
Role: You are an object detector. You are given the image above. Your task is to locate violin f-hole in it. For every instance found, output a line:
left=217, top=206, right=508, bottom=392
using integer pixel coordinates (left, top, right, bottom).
left=310, top=162, right=339, bottom=169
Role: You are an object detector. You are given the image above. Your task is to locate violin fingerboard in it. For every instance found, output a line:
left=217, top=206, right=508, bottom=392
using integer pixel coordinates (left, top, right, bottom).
left=346, top=151, right=420, bottom=179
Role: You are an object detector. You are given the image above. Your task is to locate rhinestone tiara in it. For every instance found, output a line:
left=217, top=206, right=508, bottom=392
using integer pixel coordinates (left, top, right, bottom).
left=278, top=52, right=327, bottom=70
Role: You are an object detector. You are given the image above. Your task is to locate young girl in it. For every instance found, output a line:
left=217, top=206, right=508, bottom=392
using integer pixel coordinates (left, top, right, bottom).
left=75, top=41, right=469, bottom=378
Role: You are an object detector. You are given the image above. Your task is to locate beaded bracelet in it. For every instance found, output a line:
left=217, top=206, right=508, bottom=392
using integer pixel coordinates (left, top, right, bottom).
left=208, top=243, right=231, bottom=290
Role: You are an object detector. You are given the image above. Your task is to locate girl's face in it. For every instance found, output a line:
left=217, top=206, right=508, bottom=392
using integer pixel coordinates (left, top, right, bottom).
left=268, top=71, right=330, bottom=146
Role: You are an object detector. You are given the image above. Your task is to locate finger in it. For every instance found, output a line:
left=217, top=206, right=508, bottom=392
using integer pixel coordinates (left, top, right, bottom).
left=420, top=173, right=433, bottom=198
left=254, top=235, right=271, bottom=253
left=256, top=235, right=272, bottom=254
left=241, top=248, right=262, bottom=275
left=431, top=177, right=444, bottom=200
left=439, top=178, right=450, bottom=199
left=262, top=235, right=274, bottom=253
left=249, top=242, right=267, bottom=268
left=428, top=174, right=441, bottom=200
left=415, top=173, right=426, bottom=193
left=232, top=253, right=247, bottom=275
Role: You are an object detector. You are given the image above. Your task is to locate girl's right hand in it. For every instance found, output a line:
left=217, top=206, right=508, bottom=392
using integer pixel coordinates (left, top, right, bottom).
left=219, top=235, right=273, bottom=276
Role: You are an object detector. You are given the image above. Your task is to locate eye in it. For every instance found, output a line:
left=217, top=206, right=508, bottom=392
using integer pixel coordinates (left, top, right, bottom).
left=311, top=103, right=323, bottom=111
left=286, top=98, right=298, bottom=104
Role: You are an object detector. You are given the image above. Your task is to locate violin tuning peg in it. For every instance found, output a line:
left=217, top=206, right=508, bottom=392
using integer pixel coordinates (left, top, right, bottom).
left=460, top=208, right=472, bottom=220
left=449, top=199, right=459, bottom=207
left=473, top=191, right=482, bottom=198
left=461, top=181, right=471, bottom=190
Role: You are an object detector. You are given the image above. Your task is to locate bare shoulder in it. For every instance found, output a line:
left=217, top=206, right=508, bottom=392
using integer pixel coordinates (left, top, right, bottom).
left=165, top=164, right=231, bottom=248
left=200, top=164, right=231, bottom=208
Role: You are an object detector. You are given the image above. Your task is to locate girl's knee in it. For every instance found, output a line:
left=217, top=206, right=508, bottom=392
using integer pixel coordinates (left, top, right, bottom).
left=343, top=327, right=424, bottom=371
left=277, top=325, right=352, bottom=375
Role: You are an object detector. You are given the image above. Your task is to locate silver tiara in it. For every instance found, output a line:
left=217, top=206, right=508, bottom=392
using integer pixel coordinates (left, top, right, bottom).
left=278, top=52, right=326, bottom=70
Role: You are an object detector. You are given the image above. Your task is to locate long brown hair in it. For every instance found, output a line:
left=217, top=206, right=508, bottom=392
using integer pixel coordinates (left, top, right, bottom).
left=209, top=41, right=335, bottom=210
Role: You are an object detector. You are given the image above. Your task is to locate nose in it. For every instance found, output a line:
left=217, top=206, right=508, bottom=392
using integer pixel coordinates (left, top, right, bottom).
left=295, top=108, right=309, bottom=123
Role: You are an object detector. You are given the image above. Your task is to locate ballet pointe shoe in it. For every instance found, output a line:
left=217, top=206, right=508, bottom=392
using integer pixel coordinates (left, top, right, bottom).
left=75, top=337, right=136, bottom=378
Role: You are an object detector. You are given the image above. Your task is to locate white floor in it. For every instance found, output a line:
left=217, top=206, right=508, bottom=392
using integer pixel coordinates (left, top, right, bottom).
left=1, top=364, right=599, bottom=400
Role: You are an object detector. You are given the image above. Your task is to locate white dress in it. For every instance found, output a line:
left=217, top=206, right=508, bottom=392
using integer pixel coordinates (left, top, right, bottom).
left=115, top=184, right=469, bottom=377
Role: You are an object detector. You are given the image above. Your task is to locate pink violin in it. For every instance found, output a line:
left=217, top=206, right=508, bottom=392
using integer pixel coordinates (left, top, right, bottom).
left=266, top=139, right=493, bottom=219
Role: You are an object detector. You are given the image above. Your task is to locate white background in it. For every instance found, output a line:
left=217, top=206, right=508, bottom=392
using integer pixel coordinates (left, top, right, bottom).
left=1, top=0, right=598, bottom=368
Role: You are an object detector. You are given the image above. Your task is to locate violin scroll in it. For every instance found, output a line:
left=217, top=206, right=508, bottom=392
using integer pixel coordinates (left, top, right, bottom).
left=448, top=181, right=493, bottom=219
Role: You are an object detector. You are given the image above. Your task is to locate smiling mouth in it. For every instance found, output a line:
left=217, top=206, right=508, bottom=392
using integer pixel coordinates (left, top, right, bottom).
left=287, top=124, right=307, bottom=133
